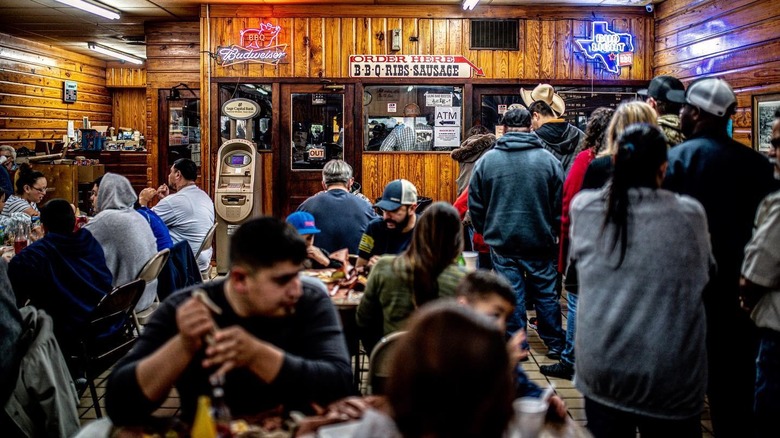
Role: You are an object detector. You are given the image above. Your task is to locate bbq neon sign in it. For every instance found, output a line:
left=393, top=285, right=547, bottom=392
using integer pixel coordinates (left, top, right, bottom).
left=574, top=21, right=634, bottom=74
left=215, top=23, right=288, bottom=67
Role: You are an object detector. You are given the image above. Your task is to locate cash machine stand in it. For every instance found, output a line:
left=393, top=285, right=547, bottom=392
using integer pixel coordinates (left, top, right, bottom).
left=214, top=139, right=262, bottom=274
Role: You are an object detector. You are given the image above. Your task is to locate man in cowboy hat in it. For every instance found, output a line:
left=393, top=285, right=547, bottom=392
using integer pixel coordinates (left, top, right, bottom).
left=522, top=84, right=583, bottom=175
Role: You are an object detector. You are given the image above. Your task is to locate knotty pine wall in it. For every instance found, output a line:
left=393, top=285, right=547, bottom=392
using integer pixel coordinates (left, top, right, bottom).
left=654, top=0, right=780, bottom=147
left=202, top=5, right=653, bottom=207
left=0, top=33, right=110, bottom=150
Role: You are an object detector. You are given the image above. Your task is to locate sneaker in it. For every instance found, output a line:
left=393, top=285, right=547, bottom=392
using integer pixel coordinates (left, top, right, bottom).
left=540, top=362, right=574, bottom=380
left=546, top=349, right=562, bottom=360
left=528, top=317, right=538, bottom=331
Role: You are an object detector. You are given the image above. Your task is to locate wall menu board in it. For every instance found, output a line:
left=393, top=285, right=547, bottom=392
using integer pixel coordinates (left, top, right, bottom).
left=558, top=91, right=639, bottom=131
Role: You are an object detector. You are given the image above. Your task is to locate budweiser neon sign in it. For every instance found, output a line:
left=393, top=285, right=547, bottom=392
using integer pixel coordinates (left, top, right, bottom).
left=215, top=22, right=288, bottom=67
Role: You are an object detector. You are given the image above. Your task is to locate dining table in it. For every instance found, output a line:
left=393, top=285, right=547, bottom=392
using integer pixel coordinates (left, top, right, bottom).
left=300, top=268, right=365, bottom=390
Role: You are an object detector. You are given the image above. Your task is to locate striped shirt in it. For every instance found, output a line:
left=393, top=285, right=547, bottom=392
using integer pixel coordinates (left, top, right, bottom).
left=2, top=195, right=36, bottom=216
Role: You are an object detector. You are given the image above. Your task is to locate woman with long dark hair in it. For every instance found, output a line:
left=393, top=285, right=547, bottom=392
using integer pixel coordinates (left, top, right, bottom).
left=2, top=163, right=46, bottom=217
left=570, top=123, right=713, bottom=436
left=356, top=202, right=466, bottom=352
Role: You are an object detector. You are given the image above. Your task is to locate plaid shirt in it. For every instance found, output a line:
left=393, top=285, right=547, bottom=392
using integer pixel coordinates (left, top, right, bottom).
left=379, top=124, right=416, bottom=151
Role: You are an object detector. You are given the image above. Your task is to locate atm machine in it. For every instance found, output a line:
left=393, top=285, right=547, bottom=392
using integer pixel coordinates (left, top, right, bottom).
left=214, top=138, right=262, bottom=274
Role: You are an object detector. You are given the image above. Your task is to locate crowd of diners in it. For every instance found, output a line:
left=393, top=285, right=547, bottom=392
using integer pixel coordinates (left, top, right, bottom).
left=1, top=76, right=780, bottom=438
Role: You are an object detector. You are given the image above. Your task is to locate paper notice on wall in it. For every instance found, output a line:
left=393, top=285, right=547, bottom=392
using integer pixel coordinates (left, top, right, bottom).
left=434, top=126, right=460, bottom=148
left=67, top=120, right=75, bottom=138
left=388, top=102, right=397, bottom=113
left=495, top=125, right=505, bottom=139
left=498, top=104, right=508, bottom=115
left=426, top=93, right=453, bottom=107
left=434, top=106, right=461, bottom=127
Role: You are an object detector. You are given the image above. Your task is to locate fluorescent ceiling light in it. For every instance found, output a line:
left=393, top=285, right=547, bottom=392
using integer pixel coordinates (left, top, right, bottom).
left=463, top=0, right=480, bottom=10
left=54, top=0, right=120, bottom=20
left=88, top=42, right=144, bottom=64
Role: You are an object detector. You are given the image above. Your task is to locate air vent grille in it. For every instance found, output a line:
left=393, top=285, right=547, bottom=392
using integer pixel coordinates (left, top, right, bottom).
left=470, top=19, right=519, bottom=50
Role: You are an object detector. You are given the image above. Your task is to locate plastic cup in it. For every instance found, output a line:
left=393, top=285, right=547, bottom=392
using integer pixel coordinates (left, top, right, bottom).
left=462, top=251, right=478, bottom=271
left=512, top=397, right=548, bottom=437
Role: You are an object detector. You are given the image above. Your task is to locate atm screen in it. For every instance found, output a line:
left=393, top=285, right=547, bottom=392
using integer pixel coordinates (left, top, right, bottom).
left=225, top=153, right=251, bottom=167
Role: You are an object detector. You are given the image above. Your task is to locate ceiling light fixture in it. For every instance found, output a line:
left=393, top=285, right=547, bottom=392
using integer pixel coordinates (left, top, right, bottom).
left=54, top=0, right=120, bottom=20
left=463, top=0, right=480, bottom=11
left=87, top=42, right=145, bottom=64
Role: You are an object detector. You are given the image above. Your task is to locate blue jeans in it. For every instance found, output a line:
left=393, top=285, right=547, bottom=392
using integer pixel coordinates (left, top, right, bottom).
left=490, top=250, right=564, bottom=352
left=756, top=328, right=780, bottom=436
left=585, top=397, right=701, bottom=437
left=561, top=291, right=577, bottom=367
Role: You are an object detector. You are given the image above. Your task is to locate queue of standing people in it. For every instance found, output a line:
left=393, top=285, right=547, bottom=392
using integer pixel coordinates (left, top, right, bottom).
left=1, top=75, right=779, bottom=438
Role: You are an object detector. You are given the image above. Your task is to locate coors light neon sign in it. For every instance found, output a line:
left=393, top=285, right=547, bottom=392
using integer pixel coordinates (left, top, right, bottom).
left=215, top=22, right=288, bottom=67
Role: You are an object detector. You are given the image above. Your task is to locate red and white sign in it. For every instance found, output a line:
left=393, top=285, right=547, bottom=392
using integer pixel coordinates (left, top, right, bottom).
left=349, top=55, right=484, bottom=78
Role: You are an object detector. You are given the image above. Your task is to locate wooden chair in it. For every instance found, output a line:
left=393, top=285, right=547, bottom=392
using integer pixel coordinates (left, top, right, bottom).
left=366, top=331, right=406, bottom=395
left=196, top=222, right=217, bottom=280
left=73, top=278, right=145, bottom=418
left=132, top=248, right=171, bottom=331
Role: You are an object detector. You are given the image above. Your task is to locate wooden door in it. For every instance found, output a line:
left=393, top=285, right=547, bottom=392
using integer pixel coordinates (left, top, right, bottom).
left=279, top=84, right=353, bottom=217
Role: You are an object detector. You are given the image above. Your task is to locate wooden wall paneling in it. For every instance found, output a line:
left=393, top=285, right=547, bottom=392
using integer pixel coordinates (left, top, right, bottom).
left=340, top=18, right=356, bottom=78
left=106, top=66, right=146, bottom=88
left=112, top=89, right=146, bottom=132
left=0, top=33, right=109, bottom=148
left=555, top=20, right=573, bottom=80
left=417, top=19, right=433, bottom=55
left=324, top=18, right=341, bottom=78
left=654, top=0, right=756, bottom=48
left=369, top=17, right=386, bottom=56
left=276, top=17, right=294, bottom=78
left=293, top=18, right=309, bottom=78
left=477, top=45, right=493, bottom=80
left=310, top=17, right=325, bottom=77
left=432, top=19, right=448, bottom=56
left=359, top=153, right=458, bottom=204
left=402, top=18, right=418, bottom=56
left=524, top=20, right=542, bottom=79
left=540, top=21, right=556, bottom=79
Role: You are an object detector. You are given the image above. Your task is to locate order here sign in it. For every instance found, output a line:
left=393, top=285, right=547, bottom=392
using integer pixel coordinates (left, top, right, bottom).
left=349, top=55, right=484, bottom=78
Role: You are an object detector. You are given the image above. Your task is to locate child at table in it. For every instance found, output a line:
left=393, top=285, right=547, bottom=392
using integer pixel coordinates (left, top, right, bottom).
left=286, top=211, right=342, bottom=270
left=456, top=270, right=568, bottom=419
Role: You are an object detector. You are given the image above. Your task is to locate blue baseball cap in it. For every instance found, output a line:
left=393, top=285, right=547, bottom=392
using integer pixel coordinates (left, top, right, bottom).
left=286, top=211, right=321, bottom=235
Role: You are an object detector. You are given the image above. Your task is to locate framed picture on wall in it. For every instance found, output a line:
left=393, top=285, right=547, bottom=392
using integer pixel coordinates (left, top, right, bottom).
left=752, top=93, right=780, bottom=152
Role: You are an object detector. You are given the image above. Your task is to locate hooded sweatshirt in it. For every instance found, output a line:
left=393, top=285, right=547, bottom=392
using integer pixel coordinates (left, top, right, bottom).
left=84, top=173, right=158, bottom=312
left=469, top=132, right=563, bottom=258
left=451, top=133, right=496, bottom=195
left=9, top=228, right=113, bottom=350
left=534, top=120, right=583, bottom=175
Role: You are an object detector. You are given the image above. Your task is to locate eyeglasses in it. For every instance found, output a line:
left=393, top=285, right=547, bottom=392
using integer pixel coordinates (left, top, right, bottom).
left=771, top=138, right=780, bottom=149
left=31, top=186, right=47, bottom=193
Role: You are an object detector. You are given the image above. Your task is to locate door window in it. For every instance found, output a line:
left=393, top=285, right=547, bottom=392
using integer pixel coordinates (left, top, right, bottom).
left=290, top=93, right=344, bottom=170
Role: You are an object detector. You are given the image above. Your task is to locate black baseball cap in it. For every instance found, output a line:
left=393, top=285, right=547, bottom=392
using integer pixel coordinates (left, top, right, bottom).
left=638, top=75, right=685, bottom=102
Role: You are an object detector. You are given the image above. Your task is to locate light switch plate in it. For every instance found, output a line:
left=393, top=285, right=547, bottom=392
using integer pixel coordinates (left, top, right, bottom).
left=391, top=29, right=401, bottom=51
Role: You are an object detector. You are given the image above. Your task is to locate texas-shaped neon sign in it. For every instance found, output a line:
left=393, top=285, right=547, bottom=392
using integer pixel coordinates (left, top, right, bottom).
left=575, top=21, right=634, bottom=74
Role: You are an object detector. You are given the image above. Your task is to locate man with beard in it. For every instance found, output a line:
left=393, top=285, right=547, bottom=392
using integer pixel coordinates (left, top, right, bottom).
left=106, top=217, right=353, bottom=426
left=356, top=179, right=418, bottom=273
left=664, top=78, right=776, bottom=437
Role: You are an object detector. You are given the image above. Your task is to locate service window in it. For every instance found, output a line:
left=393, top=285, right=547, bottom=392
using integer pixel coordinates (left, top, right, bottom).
left=363, top=85, right=463, bottom=151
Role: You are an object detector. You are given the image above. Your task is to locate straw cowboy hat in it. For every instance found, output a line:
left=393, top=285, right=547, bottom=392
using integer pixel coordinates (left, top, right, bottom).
left=521, top=84, right=566, bottom=117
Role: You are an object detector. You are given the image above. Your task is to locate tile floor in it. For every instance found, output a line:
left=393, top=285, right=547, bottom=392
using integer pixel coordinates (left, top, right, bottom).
left=78, top=292, right=715, bottom=437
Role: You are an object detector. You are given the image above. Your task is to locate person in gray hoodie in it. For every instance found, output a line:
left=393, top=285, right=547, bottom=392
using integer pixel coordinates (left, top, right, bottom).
left=84, top=173, right=158, bottom=312
left=528, top=100, right=583, bottom=175
left=468, top=107, right=565, bottom=357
